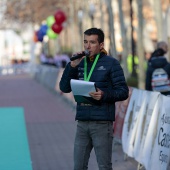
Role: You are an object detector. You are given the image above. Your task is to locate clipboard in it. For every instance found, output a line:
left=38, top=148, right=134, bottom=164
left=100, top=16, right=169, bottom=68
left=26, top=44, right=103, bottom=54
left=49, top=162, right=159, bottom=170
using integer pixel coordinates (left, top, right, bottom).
left=70, top=79, right=100, bottom=104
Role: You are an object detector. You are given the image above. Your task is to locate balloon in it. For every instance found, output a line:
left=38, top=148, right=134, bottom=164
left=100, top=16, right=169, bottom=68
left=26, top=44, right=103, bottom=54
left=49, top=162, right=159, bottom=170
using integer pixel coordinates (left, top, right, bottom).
left=47, top=28, right=58, bottom=39
left=46, top=15, right=55, bottom=27
left=40, top=24, right=48, bottom=36
left=33, top=31, right=38, bottom=42
left=54, top=10, right=66, bottom=25
left=52, top=23, right=63, bottom=34
left=37, top=30, right=44, bottom=42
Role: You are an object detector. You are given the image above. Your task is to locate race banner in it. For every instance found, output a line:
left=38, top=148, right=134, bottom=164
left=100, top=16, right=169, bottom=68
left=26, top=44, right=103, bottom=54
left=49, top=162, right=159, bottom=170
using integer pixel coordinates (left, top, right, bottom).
left=114, top=87, right=133, bottom=140
left=149, top=95, right=170, bottom=170
left=133, top=91, right=160, bottom=163
left=141, top=94, right=162, bottom=169
left=122, top=88, right=145, bottom=157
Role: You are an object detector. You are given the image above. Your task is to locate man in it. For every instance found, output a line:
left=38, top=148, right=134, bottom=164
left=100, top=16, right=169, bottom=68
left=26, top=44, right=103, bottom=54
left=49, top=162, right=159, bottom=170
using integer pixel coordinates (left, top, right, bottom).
left=59, top=28, right=129, bottom=170
left=145, top=41, right=170, bottom=95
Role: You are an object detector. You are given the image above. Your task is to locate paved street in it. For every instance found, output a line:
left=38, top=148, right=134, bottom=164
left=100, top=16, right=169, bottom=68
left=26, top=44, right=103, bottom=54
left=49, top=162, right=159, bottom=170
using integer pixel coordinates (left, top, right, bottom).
left=0, top=73, right=138, bottom=170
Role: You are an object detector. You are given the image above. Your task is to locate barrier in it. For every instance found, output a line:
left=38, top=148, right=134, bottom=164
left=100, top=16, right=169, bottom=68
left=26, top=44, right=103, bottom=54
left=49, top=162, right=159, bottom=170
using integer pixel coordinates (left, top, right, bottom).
left=0, top=63, right=39, bottom=76
left=113, top=87, right=133, bottom=141
left=121, top=89, right=170, bottom=170
left=32, top=65, right=76, bottom=106
left=33, top=65, right=60, bottom=91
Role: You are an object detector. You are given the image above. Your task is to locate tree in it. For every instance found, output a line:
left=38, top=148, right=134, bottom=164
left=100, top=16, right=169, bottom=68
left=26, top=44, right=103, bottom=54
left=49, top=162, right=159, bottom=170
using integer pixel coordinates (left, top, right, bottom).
left=117, top=0, right=129, bottom=78
left=136, top=0, right=145, bottom=89
left=153, top=0, right=163, bottom=41
left=99, top=0, right=104, bottom=30
left=106, top=0, right=117, bottom=59
left=2, top=0, right=68, bottom=28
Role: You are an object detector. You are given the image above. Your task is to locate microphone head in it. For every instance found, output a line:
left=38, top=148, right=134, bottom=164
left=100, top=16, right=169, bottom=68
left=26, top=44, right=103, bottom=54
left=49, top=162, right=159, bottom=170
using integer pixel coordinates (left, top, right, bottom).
left=84, top=50, right=90, bottom=57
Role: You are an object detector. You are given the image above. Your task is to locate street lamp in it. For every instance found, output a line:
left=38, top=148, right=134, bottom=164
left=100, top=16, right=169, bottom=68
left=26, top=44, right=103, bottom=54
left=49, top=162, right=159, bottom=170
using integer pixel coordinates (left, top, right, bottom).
left=78, top=8, right=83, bottom=49
left=89, top=3, right=95, bottom=27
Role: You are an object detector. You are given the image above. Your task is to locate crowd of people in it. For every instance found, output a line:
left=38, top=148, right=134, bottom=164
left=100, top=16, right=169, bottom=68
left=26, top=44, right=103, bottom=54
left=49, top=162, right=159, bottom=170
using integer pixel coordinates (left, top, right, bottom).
left=39, top=52, right=71, bottom=68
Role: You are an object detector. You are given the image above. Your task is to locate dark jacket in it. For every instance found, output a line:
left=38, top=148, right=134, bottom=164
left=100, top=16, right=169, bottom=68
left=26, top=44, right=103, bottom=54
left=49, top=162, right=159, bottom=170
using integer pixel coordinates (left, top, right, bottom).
left=60, top=53, right=129, bottom=121
left=145, top=54, right=170, bottom=95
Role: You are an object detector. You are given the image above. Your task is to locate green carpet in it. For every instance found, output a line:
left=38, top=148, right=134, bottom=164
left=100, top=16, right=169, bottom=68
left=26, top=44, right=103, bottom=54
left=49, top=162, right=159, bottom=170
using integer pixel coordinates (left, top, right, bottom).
left=0, top=107, right=32, bottom=170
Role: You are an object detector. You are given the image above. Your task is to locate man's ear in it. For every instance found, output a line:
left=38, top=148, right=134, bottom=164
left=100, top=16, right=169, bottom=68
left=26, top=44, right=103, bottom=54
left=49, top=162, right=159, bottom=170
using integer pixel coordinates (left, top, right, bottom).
left=100, top=42, right=104, bottom=50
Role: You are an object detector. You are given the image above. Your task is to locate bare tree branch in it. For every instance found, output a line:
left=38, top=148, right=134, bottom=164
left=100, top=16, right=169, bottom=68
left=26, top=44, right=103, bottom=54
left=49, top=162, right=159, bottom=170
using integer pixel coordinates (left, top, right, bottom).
left=2, top=0, right=68, bottom=29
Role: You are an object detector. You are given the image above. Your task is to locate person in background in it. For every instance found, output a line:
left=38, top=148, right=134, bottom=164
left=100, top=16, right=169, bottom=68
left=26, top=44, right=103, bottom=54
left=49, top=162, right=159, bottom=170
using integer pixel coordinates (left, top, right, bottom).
left=54, top=52, right=70, bottom=68
left=59, top=28, right=129, bottom=170
left=145, top=41, right=170, bottom=95
left=40, top=52, right=48, bottom=65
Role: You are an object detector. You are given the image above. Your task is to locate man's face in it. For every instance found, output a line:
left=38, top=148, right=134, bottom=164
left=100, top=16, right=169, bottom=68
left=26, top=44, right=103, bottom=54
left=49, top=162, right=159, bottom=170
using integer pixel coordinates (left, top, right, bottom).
left=84, top=34, right=104, bottom=57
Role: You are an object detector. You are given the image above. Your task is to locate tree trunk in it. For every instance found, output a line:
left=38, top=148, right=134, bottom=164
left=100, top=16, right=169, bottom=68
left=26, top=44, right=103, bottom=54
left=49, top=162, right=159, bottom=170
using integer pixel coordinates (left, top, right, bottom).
left=151, top=0, right=163, bottom=40
left=99, top=0, right=104, bottom=30
left=117, top=0, right=129, bottom=78
left=69, top=0, right=77, bottom=52
left=106, top=0, right=117, bottom=59
left=136, top=0, right=145, bottom=89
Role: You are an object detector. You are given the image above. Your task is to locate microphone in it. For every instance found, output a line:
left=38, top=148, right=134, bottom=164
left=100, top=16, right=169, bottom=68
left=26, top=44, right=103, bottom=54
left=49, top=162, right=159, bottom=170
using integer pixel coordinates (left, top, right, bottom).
left=70, top=50, right=90, bottom=61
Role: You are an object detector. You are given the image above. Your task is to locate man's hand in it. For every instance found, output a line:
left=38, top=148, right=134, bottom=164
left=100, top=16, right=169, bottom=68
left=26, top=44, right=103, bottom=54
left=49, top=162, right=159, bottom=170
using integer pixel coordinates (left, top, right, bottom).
left=89, top=88, right=104, bottom=100
left=70, top=52, right=85, bottom=68
left=70, top=58, right=84, bottom=67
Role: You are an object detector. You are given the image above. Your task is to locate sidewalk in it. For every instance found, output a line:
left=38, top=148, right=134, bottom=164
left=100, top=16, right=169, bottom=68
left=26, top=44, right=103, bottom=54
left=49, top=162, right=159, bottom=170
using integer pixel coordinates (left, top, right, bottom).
left=0, top=74, right=138, bottom=170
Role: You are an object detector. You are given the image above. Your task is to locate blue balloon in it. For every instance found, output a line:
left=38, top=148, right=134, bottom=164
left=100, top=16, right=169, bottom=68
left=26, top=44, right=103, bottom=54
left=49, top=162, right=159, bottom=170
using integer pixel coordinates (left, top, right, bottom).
left=40, top=24, right=48, bottom=36
left=37, top=30, right=44, bottom=42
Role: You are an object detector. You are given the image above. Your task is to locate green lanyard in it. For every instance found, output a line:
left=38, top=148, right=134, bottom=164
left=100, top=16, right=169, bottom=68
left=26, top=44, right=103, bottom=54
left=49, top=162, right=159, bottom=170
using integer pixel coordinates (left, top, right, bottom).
left=84, top=54, right=100, bottom=81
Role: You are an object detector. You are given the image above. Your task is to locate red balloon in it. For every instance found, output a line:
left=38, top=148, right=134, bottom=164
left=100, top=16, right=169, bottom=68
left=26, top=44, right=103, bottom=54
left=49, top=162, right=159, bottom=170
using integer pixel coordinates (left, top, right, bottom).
left=54, top=10, right=66, bottom=25
left=52, top=23, right=63, bottom=34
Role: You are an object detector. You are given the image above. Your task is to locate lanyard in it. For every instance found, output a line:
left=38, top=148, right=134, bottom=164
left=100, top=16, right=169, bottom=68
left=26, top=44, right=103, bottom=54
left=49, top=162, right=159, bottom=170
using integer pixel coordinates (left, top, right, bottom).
left=84, top=54, right=100, bottom=81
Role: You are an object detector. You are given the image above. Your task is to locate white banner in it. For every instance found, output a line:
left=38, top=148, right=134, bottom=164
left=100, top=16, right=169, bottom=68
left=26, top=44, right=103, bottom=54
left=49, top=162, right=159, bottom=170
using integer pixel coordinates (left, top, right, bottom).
left=122, top=88, right=145, bottom=157
left=141, top=95, right=162, bottom=169
left=133, top=91, right=160, bottom=163
left=122, top=89, right=170, bottom=169
left=149, top=95, right=170, bottom=170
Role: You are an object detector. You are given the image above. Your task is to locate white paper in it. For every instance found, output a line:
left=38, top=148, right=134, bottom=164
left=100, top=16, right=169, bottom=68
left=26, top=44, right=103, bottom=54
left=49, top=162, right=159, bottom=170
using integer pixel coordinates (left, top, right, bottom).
left=71, top=79, right=96, bottom=97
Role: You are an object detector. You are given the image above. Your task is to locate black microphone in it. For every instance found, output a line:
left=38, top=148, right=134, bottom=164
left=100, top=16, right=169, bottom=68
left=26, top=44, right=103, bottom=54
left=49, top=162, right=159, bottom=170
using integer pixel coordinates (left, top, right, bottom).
left=70, top=50, right=90, bottom=61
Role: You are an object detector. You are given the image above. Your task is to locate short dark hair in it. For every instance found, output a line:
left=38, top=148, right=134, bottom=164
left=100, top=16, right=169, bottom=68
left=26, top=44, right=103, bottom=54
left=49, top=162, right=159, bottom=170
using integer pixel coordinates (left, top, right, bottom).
left=84, top=28, right=104, bottom=43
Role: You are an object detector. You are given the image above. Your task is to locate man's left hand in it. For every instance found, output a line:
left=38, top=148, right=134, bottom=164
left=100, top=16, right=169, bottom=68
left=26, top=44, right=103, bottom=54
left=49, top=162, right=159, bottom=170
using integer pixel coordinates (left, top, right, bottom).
left=89, top=88, right=104, bottom=100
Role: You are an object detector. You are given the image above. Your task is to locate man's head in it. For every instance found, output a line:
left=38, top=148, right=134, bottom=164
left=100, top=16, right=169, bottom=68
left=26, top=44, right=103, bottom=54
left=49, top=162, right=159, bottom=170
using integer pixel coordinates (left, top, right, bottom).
left=157, top=41, right=168, bottom=53
left=83, top=28, right=104, bottom=57
left=84, top=28, right=104, bottom=43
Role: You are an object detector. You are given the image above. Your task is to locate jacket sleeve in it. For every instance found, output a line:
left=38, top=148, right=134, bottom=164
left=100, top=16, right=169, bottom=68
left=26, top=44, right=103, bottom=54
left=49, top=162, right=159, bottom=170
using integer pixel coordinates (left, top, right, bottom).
left=102, top=60, right=129, bottom=102
left=59, top=62, right=78, bottom=93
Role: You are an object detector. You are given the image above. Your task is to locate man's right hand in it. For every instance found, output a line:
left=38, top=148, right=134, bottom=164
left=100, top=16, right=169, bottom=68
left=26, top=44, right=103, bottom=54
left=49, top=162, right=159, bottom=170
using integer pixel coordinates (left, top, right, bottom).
left=70, top=52, right=85, bottom=67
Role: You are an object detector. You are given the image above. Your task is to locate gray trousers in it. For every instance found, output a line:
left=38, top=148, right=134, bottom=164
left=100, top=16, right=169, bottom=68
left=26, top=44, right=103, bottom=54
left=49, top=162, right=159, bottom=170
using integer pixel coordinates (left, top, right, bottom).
left=74, top=121, right=113, bottom=170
